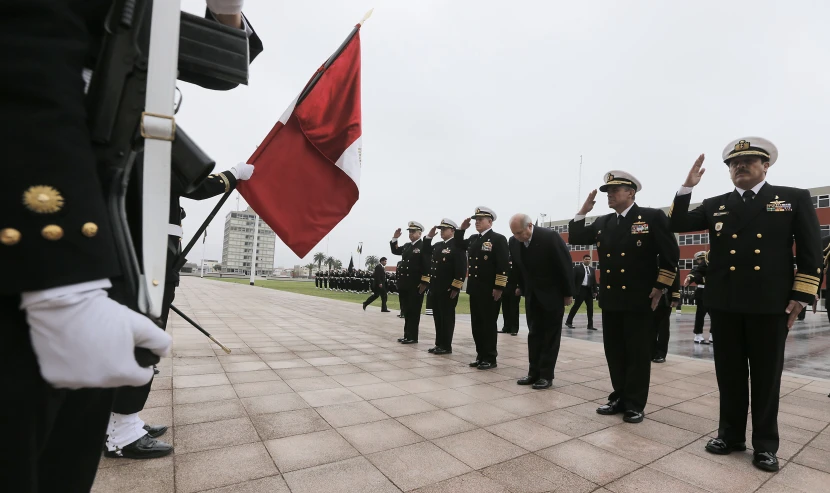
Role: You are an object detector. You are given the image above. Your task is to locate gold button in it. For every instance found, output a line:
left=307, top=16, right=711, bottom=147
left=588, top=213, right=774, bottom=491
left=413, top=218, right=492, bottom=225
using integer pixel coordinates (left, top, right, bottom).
left=621, top=253, right=625, bottom=257
left=41, top=225, right=63, bottom=241
left=730, top=250, right=735, bottom=254
left=757, top=234, right=762, bottom=238
left=607, top=285, right=611, bottom=289
left=81, top=222, right=98, bottom=238
left=730, top=266, right=736, bottom=271
left=754, top=266, right=760, bottom=271
left=622, top=286, right=626, bottom=289
left=755, top=249, right=760, bottom=254
left=0, top=228, right=21, bottom=246
left=606, top=270, right=610, bottom=273
left=606, top=254, right=610, bottom=258
left=620, top=269, right=625, bottom=273
left=732, top=234, right=738, bottom=239
left=23, top=185, right=65, bottom=214
left=152, top=279, right=160, bottom=286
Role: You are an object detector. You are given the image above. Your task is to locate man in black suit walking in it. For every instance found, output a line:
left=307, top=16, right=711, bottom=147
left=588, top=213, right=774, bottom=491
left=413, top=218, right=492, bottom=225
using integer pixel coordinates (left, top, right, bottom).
left=363, top=257, right=390, bottom=312
left=565, top=254, right=598, bottom=330
left=669, top=137, right=822, bottom=472
left=569, top=171, right=679, bottom=424
left=508, top=214, right=574, bottom=389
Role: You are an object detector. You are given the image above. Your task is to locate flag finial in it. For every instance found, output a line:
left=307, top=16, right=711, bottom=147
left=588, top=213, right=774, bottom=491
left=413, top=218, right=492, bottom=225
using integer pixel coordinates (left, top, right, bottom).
left=360, top=8, right=374, bottom=26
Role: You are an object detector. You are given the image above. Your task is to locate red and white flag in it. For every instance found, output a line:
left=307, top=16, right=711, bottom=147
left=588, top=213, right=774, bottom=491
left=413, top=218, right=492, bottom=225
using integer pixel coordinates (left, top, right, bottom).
left=238, top=26, right=362, bottom=258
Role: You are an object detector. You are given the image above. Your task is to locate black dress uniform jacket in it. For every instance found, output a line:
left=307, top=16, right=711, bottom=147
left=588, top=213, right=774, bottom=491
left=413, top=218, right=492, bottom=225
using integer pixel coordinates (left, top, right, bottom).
left=455, top=229, right=510, bottom=294
left=391, top=239, right=430, bottom=289
left=424, top=237, right=467, bottom=293
left=669, top=184, right=822, bottom=311
left=568, top=204, right=680, bottom=310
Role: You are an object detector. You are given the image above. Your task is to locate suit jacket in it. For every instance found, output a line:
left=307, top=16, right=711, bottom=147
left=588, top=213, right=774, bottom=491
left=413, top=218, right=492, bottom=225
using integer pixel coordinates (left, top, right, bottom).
left=390, top=238, right=429, bottom=291
left=424, top=237, right=466, bottom=294
left=568, top=204, right=680, bottom=312
left=455, top=228, right=510, bottom=296
left=372, top=264, right=386, bottom=291
left=669, top=183, right=822, bottom=313
left=508, top=227, right=574, bottom=307
left=572, top=263, right=598, bottom=294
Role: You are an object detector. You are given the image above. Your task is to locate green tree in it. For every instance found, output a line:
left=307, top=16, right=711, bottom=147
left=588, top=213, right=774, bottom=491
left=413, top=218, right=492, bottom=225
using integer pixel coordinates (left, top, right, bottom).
left=364, top=255, right=379, bottom=269
left=313, top=252, right=327, bottom=271
left=304, top=263, right=316, bottom=278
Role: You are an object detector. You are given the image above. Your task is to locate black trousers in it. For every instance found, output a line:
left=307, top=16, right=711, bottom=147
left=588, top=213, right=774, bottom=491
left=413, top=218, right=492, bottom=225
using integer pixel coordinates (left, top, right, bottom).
left=425, top=293, right=433, bottom=311
left=499, top=291, right=520, bottom=333
left=693, top=288, right=708, bottom=334
left=602, top=310, right=654, bottom=413
left=399, top=288, right=424, bottom=341
left=525, top=296, right=564, bottom=380
left=566, top=286, right=595, bottom=327
left=1, top=295, right=114, bottom=492
left=111, top=279, right=176, bottom=415
left=432, top=291, right=459, bottom=350
left=363, top=287, right=388, bottom=310
left=710, top=310, right=787, bottom=453
left=652, top=304, right=672, bottom=359
left=470, top=293, right=499, bottom=363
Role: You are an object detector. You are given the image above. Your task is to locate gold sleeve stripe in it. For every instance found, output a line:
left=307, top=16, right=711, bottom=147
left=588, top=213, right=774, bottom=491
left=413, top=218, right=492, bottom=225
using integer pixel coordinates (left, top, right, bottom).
left=218, top=172, right=231, bottom=193
left=421, top=276, right=430, bottom=283
left=668, top=203, right=674, bottom=218
left=672, top=292, right=681, bottom=299
left=451, top=280, right=464, bottom=289
left=659, top=269, right=677, bottom=276
left=495, top=275, right=508, bottom=280
left=656, top=274, right=675, bottom=285
left=793, top=281, right=819, bottom=295
left=794, top=274, right=820, bottom=286
left=494, top=280, right=507, bottom=287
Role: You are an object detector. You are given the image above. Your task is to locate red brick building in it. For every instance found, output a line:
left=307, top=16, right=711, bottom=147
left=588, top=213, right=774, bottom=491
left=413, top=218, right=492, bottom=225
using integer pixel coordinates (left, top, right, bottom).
left=546, top=185, right=830, bottom=299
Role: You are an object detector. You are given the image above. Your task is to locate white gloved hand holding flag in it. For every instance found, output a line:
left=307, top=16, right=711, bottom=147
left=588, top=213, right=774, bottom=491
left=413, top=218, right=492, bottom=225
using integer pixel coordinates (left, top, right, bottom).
left=231, top=162, right=254, bottom=181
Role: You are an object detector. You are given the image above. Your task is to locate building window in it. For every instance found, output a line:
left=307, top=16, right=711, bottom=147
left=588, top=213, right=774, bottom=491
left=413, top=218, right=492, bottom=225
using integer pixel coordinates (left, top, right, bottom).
left=679, top=259, right=694, bottom=270
left=551, top=225, right=569, bottom=233
left=821, top=224, right=830, bottom=237
left=813, top=195, right=829, bottom=209
left=678, top=233, right=709, bottom=246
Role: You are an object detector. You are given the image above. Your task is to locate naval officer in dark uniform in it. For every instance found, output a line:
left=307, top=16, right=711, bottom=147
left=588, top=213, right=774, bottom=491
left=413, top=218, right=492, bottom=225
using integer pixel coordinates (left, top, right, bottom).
left=391, top=222, right=430, bottom=343
left=456, top=207, right=510, bottom=370
left=423, top=219, right=467, bottom=355
left=684, top=250, right=711, bottom=344
left=569, top=171, right=679, bottom=424
left=669, top=137, right=822, bottom=472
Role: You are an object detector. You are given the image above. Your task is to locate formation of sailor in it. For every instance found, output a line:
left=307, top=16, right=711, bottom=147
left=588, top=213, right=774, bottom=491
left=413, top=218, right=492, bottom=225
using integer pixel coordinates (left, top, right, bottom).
left=569, top=171, right=680, bottom=424
left=669, top=137, right=822, bottom=472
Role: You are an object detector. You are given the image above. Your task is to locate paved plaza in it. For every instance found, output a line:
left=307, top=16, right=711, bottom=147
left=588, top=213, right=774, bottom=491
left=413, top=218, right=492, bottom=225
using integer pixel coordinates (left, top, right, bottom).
left=94, top=277, right=830, bottom=493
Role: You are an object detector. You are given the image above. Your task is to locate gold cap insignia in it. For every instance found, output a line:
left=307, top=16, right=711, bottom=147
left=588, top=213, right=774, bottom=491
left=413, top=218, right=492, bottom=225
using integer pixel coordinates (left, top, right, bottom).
left=41, top=224, right=63, bottom=241
left=82, top=222, right=99, bottom=238
left=734, top=140, right=750, bottom=151
left=0, top=228, right=21, bottom=246
left=719, top=205, right=725, bottom=210
left=606, top=173, right=615, bottom=183
left=23, top=185, right=64, bottom=214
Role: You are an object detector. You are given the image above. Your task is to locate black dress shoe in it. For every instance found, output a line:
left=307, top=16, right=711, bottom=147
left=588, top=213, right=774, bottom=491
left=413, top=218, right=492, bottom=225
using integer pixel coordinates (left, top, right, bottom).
left=532, top=379, right=552, bottom=390
left=397, top=314, right=405, bottom=318
left=427, top=347, right=437, bottom=353
left=596, top=399, right=621, bottom=415
left=517, top=376, right=538, bottom=385
left=587, top=326, right=597, bottom=331
left=362, top=303, right=367, bottom=311
left=104, top=435, right=173, bottom=459
left=477, top=362, right=497, bottom=370
left=565, top=323, right=575, bottom=329
left=153, top=365, right=160, bottom=375
left=401, top=339, right=418, bottom=344
left=143, top=424, right=167, bottom=439
left=623, top=410, right=644, bottom=423
left=500, top=328, right=510, bottom=333
left=704, top=438, right=747, bottom=455
left=469, top=360, right=481, bottom=367
left=652, top=356, right=666, bottom=363
left=381, top=309, right=391, bottom=312
left=397, top=337, right=406, bottom=342
left=510, top=332, right=518, bottom=336
left=433, top=348, right=452, bottom=355
left=752, top=451, right=779, bottom=472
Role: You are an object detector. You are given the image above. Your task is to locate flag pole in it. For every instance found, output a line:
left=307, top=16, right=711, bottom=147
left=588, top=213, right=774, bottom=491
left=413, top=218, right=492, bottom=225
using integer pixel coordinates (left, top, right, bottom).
left=169, top=304, right=231, bottom=353
left=174, top=188, right=234, bottom=272
left=200, top=231, right=206, bottom=278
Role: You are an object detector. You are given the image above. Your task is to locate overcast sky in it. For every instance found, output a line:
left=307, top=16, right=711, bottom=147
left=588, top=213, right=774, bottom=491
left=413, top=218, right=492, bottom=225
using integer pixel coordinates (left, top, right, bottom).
left=178, top=0, right=830, bottom=269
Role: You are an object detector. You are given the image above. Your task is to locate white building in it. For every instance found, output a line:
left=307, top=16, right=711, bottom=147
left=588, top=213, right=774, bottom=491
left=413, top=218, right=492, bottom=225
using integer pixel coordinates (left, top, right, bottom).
left=221, top=207, right=276, bottom=275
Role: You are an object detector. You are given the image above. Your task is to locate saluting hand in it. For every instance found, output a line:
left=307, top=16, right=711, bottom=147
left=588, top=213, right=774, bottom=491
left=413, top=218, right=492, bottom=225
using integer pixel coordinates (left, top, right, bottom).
left=682, top=154, right=706, bottom=188
left=577, top=190, right=598, bottom=216
left=393, top=228, right=402, bottom=239
left=460, top=218, right=472, bottom=230
left=428, top=226, right=437, bottom=238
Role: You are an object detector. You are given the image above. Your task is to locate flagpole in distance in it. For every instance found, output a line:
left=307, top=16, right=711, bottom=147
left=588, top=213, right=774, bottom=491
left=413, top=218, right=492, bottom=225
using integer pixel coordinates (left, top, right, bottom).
left=249, top=213, right=260, bottom=285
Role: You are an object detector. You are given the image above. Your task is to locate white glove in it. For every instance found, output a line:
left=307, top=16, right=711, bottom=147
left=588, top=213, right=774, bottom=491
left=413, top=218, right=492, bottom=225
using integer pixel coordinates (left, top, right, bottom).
left=20, top=279, right=173, bottom=389
left=231, top=162, right=255, bottom=181
left=206, top=0, right=244, bottom=15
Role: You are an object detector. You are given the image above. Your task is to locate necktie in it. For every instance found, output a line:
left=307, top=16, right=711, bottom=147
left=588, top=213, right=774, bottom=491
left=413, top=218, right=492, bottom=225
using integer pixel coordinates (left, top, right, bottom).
left=584, top=266, right=590, bottom=284
left=616, top=214, right=621, bottom=225
left=743, top=190, right=755, bottom=203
